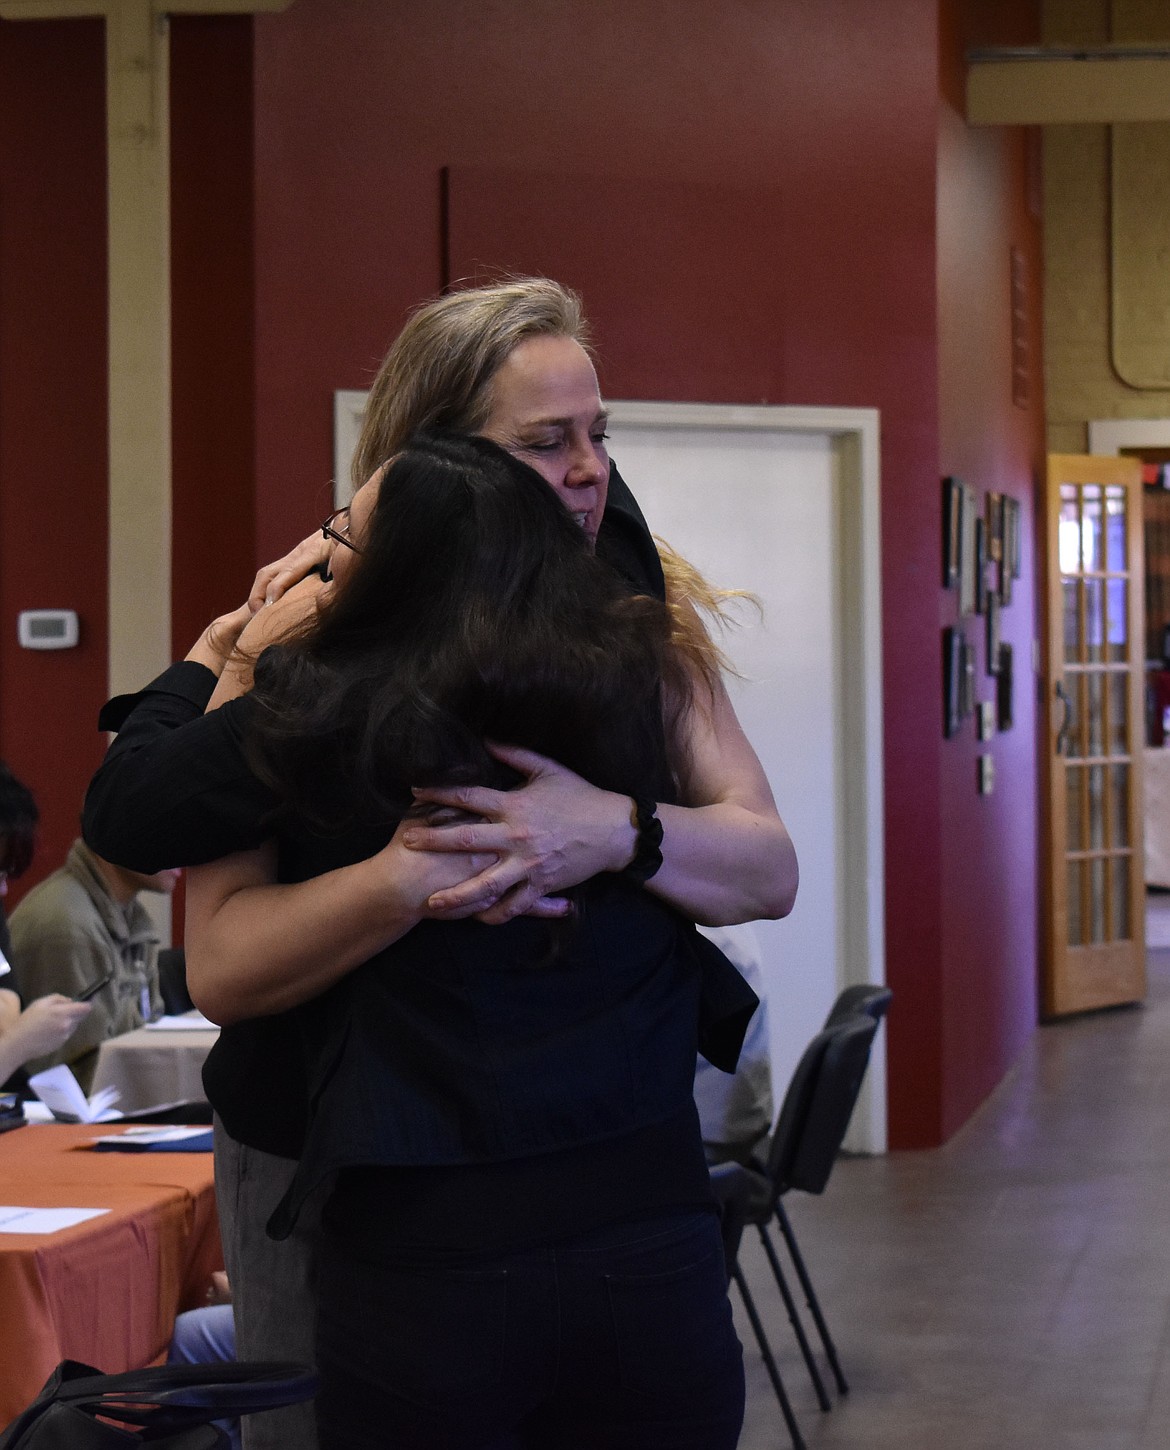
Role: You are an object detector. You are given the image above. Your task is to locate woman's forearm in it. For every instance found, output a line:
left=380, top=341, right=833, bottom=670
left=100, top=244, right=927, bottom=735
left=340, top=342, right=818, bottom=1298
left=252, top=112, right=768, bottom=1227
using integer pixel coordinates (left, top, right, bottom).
left=185, top=829, right=500, bottom=1025
left=185, top=848, right=421, bottom=1026
left=647, top=800, right=797, bottom=925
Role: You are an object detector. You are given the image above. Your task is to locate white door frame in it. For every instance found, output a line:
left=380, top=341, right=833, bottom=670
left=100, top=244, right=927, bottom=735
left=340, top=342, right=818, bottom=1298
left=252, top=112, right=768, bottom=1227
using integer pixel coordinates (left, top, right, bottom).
left=334, top=393, right=888, bottom=1152
left=1088, top=419, right=1170, bottom=457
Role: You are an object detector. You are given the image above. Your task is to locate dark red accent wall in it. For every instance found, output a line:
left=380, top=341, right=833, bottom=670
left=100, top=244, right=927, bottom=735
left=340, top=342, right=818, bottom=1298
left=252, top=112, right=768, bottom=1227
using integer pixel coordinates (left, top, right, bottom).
left=170, top=17, right=257, bottom=662
left=0, top=19, right=108, bottom=906
left=445, top=169, right=787, bottom=404
left=935, top=0, right=1045, bottom=1136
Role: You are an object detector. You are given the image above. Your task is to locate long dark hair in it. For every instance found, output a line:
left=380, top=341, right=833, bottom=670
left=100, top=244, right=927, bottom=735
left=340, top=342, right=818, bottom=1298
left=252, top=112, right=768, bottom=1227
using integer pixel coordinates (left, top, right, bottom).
left=0, top=761, right=38, bottom=879
left=245, top=434, right=688, bottom=826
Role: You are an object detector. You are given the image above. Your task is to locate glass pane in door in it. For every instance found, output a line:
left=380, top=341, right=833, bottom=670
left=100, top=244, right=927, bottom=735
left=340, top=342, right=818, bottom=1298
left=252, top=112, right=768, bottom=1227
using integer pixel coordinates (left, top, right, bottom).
left=1086, top=672, right=1103, bottom=756
left=1106, top=579, right=1128, bottom=661
left=1109, top=674, right=1128, bottom=752
left=1066, top=765, right=1084, bottom=851
left=1111, top=764, right=1130, bottom=849
left=1082, top=485, right=1103, bottom=571
left=1089, top=857, right=1107, bottom=943
left=1106, top=486, right=1127, bottom=570
left=1062, top=580, right=1079, bottom=661
left=1088, top=766, right=1105, bottom=849
left=1085, top=579, right=1104, bottom=662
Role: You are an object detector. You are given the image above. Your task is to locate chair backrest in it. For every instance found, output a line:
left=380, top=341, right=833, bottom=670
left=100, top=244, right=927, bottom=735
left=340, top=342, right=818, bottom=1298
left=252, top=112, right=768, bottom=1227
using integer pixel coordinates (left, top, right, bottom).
left=157, top=946, right=193, bottom=1016
left=822, top=983, right=892, bottom=1030
left=765, top=1014, right=879, bottom=1198
left=761, top=1025, right=839, bottom=1187
left=708, top=1160, right=761, bottom=1269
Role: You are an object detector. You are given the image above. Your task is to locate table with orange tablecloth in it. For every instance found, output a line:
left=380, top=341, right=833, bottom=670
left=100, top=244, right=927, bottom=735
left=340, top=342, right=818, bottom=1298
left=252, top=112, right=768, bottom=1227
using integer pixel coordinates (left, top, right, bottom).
left=0, top=1120, right=221, bottom=1429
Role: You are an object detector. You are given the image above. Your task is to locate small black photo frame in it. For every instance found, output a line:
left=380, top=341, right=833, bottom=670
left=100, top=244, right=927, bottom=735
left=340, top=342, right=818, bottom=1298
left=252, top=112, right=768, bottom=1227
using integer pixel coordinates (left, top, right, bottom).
left=1001, top=496, right=1020, bottom=604
left=997, top=642, right=1014, bottom=730
left=959, top=486, right=978, bottom=616
left=974, top=517, right=986, bottom=615
left=943, top=476, right=962, bottom=589
left=986, top=491, right=1003, bottom=565
left=959, top=633, right=976, bottom=721
left=986, top=594, right=1001, bottom=674
left=944, top=627, right=962, bottom=738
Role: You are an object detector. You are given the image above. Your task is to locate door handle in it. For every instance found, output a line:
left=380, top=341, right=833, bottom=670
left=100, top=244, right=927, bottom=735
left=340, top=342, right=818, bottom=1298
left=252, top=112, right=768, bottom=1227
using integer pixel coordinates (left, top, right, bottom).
left=1055, top=680, right=1074, bottom=756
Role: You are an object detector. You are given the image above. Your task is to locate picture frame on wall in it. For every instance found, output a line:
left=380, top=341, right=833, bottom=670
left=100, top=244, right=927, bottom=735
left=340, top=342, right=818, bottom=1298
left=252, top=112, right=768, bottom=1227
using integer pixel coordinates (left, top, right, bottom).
left=944, top=626, right=962, bottom=738
left=959, top=485, right=978, bottom=616
left=986, top=593, right=1001, bottom=673
left=943, top=476, right=962, bottom=589
left=1002, top=495, right=1020, bottom=603
left=959, top=632, right=976, bottom=719
left=974, top=517, right=987, bottom=615
left=997, top=642, right=1014, bottom=730
left=986, top=491, right=1003, bottom=565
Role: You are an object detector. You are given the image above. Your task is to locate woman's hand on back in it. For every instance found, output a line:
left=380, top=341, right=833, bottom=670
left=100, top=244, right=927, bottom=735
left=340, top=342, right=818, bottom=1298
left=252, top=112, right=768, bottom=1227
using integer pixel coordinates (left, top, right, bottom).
left=402, top=743, right=636, bottom=924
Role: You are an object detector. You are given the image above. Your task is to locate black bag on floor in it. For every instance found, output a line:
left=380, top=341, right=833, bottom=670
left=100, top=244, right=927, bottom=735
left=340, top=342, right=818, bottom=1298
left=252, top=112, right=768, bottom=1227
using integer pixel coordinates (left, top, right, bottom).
left=0, top=1359, right=318, bottom=1449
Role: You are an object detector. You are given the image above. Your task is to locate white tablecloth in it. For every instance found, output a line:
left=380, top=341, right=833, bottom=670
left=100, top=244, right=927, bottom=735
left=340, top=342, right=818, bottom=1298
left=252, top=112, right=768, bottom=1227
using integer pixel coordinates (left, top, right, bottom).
left=90, top=1020, right=219, bottom=1114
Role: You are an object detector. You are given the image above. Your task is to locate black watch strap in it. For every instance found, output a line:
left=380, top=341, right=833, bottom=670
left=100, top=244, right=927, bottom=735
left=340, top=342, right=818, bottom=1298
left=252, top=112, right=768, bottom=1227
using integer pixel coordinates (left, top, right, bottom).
left=621, top=795, right=664, bottom=884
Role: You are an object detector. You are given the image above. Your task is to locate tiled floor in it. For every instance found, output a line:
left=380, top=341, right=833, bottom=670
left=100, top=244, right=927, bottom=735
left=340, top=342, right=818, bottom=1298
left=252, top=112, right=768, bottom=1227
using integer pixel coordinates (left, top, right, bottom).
left=734, top=896, right=1170, bottom=1450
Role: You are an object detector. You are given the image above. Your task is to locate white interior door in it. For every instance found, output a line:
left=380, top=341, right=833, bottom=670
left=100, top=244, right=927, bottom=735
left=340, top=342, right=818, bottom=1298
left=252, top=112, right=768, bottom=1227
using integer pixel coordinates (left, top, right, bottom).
left=606, top=403, right=885, bottom=1151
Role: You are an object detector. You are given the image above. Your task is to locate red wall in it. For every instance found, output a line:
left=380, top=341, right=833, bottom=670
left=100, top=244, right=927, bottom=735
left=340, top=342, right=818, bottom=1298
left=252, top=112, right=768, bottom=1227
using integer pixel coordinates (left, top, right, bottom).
left=170, top=17, right=257, bottom=661
left=0, top=19, right=108, bottom=905
left=936, top=0, right=1044, bottom=1135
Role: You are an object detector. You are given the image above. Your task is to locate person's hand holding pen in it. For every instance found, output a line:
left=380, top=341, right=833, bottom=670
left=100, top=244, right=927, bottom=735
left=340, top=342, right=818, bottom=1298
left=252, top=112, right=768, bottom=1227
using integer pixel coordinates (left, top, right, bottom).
left=0, top=994, right=92, bottom=1081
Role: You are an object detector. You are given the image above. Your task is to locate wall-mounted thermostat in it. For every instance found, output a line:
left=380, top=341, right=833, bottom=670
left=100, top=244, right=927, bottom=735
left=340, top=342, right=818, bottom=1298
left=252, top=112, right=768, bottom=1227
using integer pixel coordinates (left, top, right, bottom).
left=18, top=609, right=80, bottom=650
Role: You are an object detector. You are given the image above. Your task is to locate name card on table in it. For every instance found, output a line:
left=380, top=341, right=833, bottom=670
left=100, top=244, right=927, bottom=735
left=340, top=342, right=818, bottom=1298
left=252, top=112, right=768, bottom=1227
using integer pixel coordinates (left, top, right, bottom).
left=0, top=1206, right=109, bottom=1235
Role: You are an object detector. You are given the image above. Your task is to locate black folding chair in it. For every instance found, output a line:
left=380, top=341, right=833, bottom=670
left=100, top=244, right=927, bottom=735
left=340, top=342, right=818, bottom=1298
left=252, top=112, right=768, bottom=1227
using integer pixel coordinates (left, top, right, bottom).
left=709, top=1161, right=807, bottom=1450
left=749, top=1012, right=883, bottom=1401
left=157, top=946, right=194, bottom=1016
left=822, top=982, right=892, bottom=1030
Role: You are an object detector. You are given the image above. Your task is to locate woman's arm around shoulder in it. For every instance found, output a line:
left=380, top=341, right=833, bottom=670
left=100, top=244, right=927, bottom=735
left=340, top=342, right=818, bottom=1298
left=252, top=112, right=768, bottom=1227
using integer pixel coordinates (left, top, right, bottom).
left=184, top=824, right=503, bottom=1025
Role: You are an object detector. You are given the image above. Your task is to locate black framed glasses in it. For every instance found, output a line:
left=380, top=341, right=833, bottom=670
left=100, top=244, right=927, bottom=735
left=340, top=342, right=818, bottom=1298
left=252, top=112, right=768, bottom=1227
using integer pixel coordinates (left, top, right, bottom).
left=321, top=507, right=361, bottom=553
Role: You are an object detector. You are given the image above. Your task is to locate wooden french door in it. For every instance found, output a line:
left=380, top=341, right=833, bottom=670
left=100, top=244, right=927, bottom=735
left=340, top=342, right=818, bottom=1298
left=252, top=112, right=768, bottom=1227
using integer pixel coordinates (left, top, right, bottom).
left=1044, top=455, right=1146, bottom=1016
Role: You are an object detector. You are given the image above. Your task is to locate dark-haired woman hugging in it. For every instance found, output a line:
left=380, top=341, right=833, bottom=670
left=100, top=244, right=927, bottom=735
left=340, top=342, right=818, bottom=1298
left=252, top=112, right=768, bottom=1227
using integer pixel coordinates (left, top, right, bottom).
left=185, top=434, right=792, bottom=1450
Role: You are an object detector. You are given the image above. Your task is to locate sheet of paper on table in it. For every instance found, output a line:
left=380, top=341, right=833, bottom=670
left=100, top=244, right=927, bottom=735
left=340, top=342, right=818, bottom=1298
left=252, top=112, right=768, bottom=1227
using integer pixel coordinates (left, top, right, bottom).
left=91, top=1126, right=212, bottom=1151
left=0, top=1205, right=110, bottom=1234
left=144, top=1012, right=217, bottom=1032
left=27, top=1065, right=122, bottom=1123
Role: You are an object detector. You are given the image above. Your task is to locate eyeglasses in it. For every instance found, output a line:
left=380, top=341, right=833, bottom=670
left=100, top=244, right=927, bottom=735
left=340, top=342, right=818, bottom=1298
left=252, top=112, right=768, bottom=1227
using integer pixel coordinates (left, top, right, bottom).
left=321, top=507, right=362, bottom=554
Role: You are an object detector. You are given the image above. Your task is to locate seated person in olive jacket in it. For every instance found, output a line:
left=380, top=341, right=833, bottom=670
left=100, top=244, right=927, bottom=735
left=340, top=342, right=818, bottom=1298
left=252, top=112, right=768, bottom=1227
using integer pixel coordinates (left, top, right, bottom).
left=8, top=838, right=178, bottom=1092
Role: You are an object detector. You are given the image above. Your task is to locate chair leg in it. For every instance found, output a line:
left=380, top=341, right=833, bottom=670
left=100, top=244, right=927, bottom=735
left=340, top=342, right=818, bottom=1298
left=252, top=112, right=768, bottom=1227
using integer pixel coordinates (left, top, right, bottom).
left=730, top=1262, right=807, bottom=1450
left=774, top=1199, right=849, bottom=1395
left=757, top=1223, right=832, bottom=1411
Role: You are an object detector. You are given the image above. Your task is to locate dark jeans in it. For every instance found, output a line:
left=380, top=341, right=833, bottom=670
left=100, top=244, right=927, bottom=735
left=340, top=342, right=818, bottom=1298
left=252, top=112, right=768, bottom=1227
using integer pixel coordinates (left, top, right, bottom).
left=314, top=1209, right=745, bottom=1450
